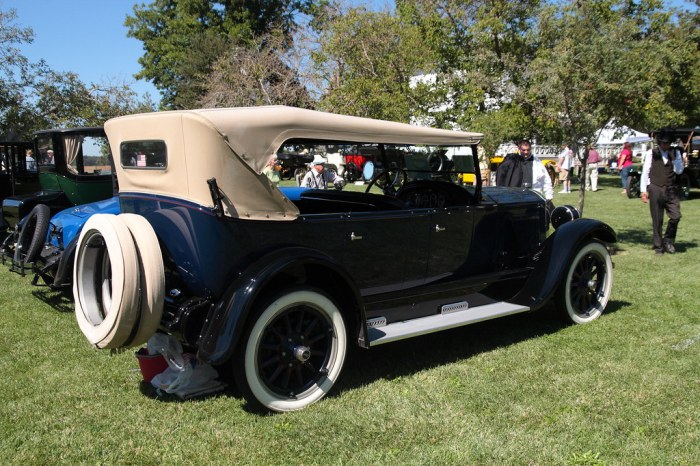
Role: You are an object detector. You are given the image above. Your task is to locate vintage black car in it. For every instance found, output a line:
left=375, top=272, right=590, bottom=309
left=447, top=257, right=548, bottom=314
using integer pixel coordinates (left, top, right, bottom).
left=72, top=107, right=616, bottom=412
left=0, top=141, right=40, bottom=232
left=1, top=127, right=116, bottom=270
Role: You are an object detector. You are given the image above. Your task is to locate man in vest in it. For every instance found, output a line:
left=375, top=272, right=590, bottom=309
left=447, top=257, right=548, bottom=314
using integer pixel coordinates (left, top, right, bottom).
left=640, top=131, right=684, bottom=254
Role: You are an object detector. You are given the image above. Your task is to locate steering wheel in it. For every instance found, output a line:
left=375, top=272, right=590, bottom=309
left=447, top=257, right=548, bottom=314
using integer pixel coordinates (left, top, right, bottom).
left=364, top=169, right=407, bottom=195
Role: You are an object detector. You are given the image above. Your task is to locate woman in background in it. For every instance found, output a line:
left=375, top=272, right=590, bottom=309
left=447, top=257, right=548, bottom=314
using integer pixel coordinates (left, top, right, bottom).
left=617, top=141, right=634, bottom=194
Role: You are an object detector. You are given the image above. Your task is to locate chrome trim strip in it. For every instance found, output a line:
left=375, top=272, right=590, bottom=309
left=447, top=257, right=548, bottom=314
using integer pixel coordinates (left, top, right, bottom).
left=367, top=301, right=530, bottom=346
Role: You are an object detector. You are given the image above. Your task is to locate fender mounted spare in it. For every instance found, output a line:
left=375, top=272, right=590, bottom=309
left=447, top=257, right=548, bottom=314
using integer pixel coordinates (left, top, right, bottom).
left=73, top=214, right=141, bottom=349
left=118, top=213, right=165, bottom=347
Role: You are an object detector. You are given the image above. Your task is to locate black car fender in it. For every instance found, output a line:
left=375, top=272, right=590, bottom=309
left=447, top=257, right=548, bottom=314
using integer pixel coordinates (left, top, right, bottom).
left=511, top=218, right=616, bottom=310
left=197, top=246, right=365, bottom=365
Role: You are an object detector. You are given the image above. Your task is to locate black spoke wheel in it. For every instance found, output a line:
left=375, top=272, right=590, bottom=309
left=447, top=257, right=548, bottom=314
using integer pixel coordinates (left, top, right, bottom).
left=344, top=163, right=360, bottom=183
left=556, top=241, right=613, bottom=324
left=627, top=174, right=641, bottom=198
left=234, top=288, right=347, bottom=412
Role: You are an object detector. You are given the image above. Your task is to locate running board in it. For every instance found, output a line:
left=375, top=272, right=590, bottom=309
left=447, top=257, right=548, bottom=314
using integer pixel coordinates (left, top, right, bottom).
left=367, top=301, right=530, bottom=346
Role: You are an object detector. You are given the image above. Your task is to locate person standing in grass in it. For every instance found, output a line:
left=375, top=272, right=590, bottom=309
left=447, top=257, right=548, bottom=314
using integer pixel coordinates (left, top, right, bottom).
left=618, top=141, right=634, bottom=194
left=556, top=144, right=573, bottom=193
left=585, top=144, right=601, bottom=191
left=640, top=131, right=684, bottom=255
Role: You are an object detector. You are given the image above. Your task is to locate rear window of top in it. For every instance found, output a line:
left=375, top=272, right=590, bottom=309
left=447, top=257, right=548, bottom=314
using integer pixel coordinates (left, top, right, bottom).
left=120, top=141, right=167, bottom=169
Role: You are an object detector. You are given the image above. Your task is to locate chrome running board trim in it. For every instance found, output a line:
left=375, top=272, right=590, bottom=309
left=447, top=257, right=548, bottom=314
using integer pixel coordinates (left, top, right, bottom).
left=367, top=301, right=530, bottom=346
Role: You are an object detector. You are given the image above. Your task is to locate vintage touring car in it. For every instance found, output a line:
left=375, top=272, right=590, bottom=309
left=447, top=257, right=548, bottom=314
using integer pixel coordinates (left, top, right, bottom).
left=73, top=106, right=616, bottom=412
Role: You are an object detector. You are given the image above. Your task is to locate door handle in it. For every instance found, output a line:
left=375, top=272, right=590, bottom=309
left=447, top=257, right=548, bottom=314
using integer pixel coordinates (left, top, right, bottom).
left=435, top=225, right=446, bottom=233
left=351, top=232, right=363, bottom=241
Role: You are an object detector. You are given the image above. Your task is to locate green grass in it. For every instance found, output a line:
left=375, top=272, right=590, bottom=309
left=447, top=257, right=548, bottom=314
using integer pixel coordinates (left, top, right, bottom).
left=1, top=173, right=699, bottom=464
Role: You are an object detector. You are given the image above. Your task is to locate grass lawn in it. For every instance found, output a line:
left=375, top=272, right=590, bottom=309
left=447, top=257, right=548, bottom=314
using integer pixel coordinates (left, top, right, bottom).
left=1, top=173, right=698, bottom=464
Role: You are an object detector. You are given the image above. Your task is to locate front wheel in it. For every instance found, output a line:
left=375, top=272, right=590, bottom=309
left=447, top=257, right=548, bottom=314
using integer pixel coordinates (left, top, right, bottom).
left=556, top=241, right=613, bottom=324
left=233, top=288, right=347, bottom=413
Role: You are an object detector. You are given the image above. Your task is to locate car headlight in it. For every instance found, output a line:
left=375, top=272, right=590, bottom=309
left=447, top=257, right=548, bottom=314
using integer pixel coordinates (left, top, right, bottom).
left=551, top=205, right=580, bottom=229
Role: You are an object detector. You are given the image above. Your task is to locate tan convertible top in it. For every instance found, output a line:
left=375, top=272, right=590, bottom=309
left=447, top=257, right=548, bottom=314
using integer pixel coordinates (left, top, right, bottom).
left=105, top=106, right=483, bottom=220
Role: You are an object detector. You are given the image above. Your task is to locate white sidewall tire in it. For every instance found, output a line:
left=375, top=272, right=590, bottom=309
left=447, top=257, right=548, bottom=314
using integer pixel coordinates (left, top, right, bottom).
left=118, top=214, right=165, bottom=347
left=73, top=214, right=141, bottom=349
left=243, top=290, right=347, bottom=412
left=561, top=241, right=613, bottom=324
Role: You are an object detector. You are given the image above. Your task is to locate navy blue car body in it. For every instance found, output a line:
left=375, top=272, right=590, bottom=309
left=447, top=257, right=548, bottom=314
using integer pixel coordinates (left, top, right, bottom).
left=73, top=107, right=616, bottom=412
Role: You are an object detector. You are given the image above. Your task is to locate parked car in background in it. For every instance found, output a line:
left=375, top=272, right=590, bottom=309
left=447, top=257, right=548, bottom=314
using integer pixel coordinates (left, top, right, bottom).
left=1, top=127, right=116, bottom=270
left=72, top=106, right=616, bottom=413
left=0, top=141, right=40, bottom=232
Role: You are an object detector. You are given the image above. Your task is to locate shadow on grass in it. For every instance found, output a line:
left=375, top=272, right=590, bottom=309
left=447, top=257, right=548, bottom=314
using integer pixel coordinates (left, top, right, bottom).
left=143, top=300, right=630, bottom=412
left=31, top=287, right=74, bottom=313
left=615, top=226, right=698, bottom=251
left=335, top=300, right=629, bottom=396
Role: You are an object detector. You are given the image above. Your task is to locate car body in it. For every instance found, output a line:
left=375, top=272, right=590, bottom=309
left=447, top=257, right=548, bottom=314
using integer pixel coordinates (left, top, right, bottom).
left=0, top=141, right=40, bottom=231
left=73, top=106, right=616, bottom=412
left=1, top=127, right=117, bottom=271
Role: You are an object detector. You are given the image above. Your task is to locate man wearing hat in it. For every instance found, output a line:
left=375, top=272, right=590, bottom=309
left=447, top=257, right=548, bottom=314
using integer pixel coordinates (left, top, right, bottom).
left=301, top=155, right=343, bottom=189
left=640, top=131, right=684, bottom=254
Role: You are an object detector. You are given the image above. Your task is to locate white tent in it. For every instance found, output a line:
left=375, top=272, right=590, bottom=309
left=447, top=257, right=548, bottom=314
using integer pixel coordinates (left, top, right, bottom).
left=595, top=120, right=651, bottom=161
left=596, top=121, right=650, bottom=145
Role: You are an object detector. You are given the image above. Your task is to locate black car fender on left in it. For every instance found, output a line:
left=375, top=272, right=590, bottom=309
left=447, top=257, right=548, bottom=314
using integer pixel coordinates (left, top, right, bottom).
left=196, top=246, right=365, bottom=366
left=511, top=218, right=616, bottom=311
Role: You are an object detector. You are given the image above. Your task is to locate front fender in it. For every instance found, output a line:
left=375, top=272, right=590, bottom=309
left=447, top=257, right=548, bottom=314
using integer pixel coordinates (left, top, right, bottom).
left=511, top=218, right=616, bottom=310
left=197, top=246, right=364, bottom=365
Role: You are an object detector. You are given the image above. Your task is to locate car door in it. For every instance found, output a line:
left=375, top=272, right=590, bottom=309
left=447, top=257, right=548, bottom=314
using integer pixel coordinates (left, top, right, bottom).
left=341, top=209, right=431, bottom=295
left=426, top=206, right=474, bottom=282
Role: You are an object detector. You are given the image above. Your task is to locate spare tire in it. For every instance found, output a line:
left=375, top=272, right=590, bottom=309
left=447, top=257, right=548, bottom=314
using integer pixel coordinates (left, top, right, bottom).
left=15, top=204, right=50, bottom=264
left=73, top=214, right=141, bottom=349
left=118, top=214, right=165, bottom=347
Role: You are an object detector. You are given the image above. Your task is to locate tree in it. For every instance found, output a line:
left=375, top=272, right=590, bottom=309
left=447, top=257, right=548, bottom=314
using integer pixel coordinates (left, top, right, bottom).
left=125, top=0, right=315, bottom=109
left=198, top=32, right=311, bottom=108
left=312, top=5, right=437, bottom=122
left=394, top=0, right=542, bottom=152
left=0, top=7, right=42, bottom=140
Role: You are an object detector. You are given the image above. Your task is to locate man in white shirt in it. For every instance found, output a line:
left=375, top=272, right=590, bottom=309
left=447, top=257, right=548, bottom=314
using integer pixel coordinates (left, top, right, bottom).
left=301, top=155, right=343, bottom=189
left=640, top=132, right=684, bottom=254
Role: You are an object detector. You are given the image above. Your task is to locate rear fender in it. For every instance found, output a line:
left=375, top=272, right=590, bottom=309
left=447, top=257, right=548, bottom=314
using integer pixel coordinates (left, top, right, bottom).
left=511, top=218, right=616, bottom=310
left=196, top=246, right=364, bottom=365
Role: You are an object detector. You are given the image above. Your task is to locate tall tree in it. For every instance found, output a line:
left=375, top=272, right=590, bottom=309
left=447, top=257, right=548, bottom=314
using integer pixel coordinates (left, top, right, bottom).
left=126, top=0, right=314, bottom=109
left=381, top=0, right=543, bottom=154
left=312, top=5, right=437, bottom=122
left=198, top=32, right=311, bottom=108
left=520, top=0, right=695, bottom=212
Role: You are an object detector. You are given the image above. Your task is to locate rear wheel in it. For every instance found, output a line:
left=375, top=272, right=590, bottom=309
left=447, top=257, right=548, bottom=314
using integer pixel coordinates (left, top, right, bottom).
left=233, top=288, right=347, bottom=413
left=556, top=241, right=613, bottom=324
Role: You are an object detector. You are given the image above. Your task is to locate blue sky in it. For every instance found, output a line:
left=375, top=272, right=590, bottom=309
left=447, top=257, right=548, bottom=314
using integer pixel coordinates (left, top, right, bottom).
left=2, top=0, right=694, bottom=108
left=2, top=0, right=159, bottom=101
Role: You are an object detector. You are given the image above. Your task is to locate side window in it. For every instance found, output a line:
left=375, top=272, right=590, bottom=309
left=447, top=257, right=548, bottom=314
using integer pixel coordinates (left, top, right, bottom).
left=120, top=141, right=167, bottom=169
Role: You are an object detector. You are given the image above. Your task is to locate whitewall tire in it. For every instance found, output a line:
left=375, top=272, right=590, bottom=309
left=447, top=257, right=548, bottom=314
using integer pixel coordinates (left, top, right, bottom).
left=234, top=288, right=347, bottom=412
left=118, top=213, right=165, bottom=347
left=557, top=241, right=613, bottom=324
